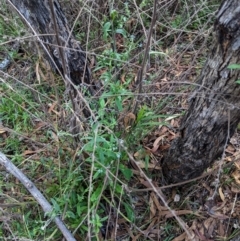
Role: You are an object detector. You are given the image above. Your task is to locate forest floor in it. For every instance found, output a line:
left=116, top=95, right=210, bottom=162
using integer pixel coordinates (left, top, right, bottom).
left=0, top=0, right=240, bottom=240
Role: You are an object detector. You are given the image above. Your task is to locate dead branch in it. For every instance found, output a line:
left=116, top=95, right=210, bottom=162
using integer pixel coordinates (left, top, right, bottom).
left=0, top=151, right=76, bottom=241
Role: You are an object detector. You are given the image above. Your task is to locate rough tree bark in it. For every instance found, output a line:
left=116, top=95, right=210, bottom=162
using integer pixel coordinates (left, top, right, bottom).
left=162, top=0, right=240, bottom=183
left=9, top=0, right=94, bottom=93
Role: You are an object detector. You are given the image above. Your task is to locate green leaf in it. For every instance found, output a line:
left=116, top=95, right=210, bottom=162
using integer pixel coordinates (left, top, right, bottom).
left=120, top=166, right=132, bottom=181
left=115, top=96, right=122, bottom=111
left=93, top=168, right=104, bottom=180
left=103, top=22, right=111, bottom=40
left=115, top=28, right=127, bottom=37
left=110, top=9, right=118, bottom=21
left=99, top=98, right=105, bottom=108
left=101, top=216, right=109, bottom=222
left=236, top=80, right=240, bottom=84
left=227, top=64, right=240, bottom=69
left=136, top=107, right=146, bottom=122
left=91, top=186, right=103, bottom=202
left=123, top=202, right=134, bottom=222
left=51, top=198, right=61, bottom=213
left=65, top=211, right=76, bottom=219
left=77, top=205, right=87, bottom=217
left=114, top=183, right=124, bottom=194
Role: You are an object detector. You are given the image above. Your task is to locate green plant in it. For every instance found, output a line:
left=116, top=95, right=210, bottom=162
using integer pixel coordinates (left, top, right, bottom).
left=0, top=89, right=34, bottom=131
left=126, top=105, right=170, bottom=143
left=227, top=63, right=240, bottom=84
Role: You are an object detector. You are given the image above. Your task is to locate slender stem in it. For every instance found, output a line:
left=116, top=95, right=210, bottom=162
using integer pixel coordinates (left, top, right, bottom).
left=133, top=0, right=157, bottom=115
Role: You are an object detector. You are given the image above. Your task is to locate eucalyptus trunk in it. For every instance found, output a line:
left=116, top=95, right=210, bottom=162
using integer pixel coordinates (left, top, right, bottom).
left=9, top=0, right=93, bottom=92
left=163, top=0, right=240, bottom=183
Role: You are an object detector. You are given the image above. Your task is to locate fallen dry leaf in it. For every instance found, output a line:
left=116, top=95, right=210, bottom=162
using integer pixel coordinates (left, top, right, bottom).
left=151, top=135, right=166, bottom=153
left=124, top=112, right=136, bottom=127
left=158, top=126, right=168, bottom=135
left=234, top=159, right=240, bottom=169
left=231, top=185, right=240, bottom=193
left=34, top=121, right=47, bottom=131
left=135, top=160, right=161, bottom=170
left=232, top=170, right=240, bottom=185
left=226, top=144, right=235, bottom=154
left=149, top=194, right=156, bottom=218
left=219, top=187, right=225, bottom=202
left=51, top=131, right=59, bottom=143
left=120, top=73, right=126, bottom=84
left=202, top=217, right=216, bottom=238
left=48, top=101, right=58, bottom=114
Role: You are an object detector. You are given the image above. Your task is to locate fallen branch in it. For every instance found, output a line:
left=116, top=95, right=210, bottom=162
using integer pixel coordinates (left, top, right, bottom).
left=0, top=151, right=76, bottom=241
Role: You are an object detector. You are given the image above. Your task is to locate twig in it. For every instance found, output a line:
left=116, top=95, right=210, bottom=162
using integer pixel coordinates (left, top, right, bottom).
left=132, top=0, right=157, bottom=115
left=0, top=151, right=76, bottom=241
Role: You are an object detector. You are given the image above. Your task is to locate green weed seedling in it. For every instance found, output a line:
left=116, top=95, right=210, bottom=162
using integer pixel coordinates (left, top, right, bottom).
left=127, top=105, right=169, bottom=142
left=228, top=63, right=240, bottom=84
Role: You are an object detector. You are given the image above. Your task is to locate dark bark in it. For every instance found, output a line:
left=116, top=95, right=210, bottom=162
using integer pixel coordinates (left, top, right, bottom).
left=162, top=0, right=240, bottom=183
left=9, top=0, right=94, bottom=92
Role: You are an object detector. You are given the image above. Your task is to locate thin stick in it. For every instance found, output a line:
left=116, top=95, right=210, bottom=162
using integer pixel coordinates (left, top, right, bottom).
left=0, top=151, right=76, bottom=241
left=133, top=0, right=157, bottom=115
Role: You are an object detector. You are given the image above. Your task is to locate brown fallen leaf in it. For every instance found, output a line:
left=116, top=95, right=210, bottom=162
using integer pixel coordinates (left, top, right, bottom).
left=135, top=160, right=161, bottom=170
left=149, top=194, right=156, bottom=218
left=34, top=121, right=47, bottom=131
left=48, top=101, right=58, bottom=114
left=231, top=185, right=240, bottom=193
left=124, top=112, right=136, bottom=127
left=226, top=144, right=235, bottom=154
left=51, top=131, right=59, bottom=143
left=219, top=187, right=225, bottom=202
left=234, top=159, right=240, bottom=169
left=232, top=169, right=240, bottom=185
left=151, top=135, right=166, bottom=153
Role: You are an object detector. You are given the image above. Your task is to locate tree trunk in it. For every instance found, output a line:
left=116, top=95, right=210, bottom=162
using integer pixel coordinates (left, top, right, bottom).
left=162, top=0, right=240, bottom=184
left=9, top=0, right=94, bottom=93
